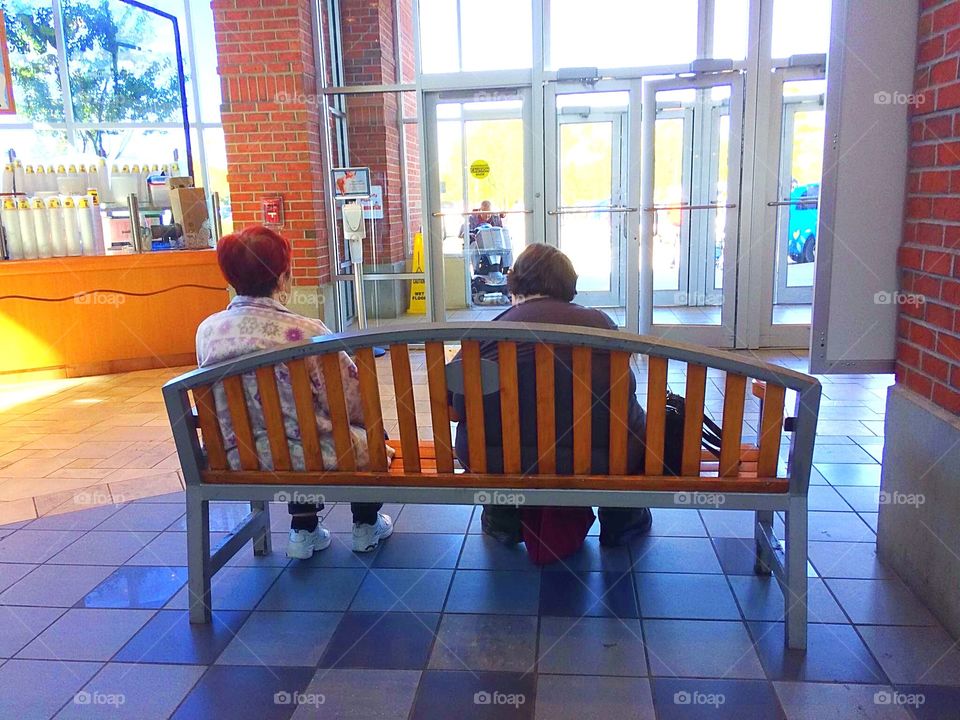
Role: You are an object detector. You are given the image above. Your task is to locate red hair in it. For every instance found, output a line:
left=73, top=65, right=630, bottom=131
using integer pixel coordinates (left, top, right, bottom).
left=216, top=225, right=292, bottom=297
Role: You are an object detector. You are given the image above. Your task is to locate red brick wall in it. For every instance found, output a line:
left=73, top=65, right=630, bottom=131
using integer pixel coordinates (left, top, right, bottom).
left=211, top=0, right=330, bottom=285
left=897, top=0, right=960, bottom=413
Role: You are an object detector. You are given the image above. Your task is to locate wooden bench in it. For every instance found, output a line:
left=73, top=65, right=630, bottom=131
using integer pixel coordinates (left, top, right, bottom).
left=163, top=323, right=821, bottom=649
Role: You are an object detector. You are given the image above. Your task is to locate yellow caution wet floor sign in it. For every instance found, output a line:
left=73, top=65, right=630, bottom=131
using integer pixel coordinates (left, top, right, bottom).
left=409, top=231, right=426, bottom=314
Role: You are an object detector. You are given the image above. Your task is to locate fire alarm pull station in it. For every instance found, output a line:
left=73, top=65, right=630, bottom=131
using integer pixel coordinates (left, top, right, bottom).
left=262, top=196, right=284, bottom=227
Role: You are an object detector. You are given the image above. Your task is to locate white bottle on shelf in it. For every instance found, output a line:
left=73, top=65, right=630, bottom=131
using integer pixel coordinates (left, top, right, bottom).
left=13, top=161, right=25, bottom=192
left=1, top=164, right=13, bottom=193
left=23, top=165, right=35, bottom=195
left=87, top=190, right=106, bottom=255
left=1, top=198, right=24, bottom=260
left=77, top=196, right=96, bottom=256
left=62, top=196, right=83, bottom=256
left=17, top=198, right=39, bottom=260
left=47, top=197, right=66, bottom=257
left=33, top=197, right=52, bottom=259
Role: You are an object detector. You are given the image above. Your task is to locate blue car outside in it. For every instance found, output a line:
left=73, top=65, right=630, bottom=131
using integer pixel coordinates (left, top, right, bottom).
left=787, top=183, right=819, bottom=263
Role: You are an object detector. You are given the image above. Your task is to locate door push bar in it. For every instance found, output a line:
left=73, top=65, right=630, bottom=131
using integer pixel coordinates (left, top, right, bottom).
left=547, top=206, right=638, bottom=216
left=643, top=203, right=737, bottom=211
left=765, top=198, right=819, bottom=207
left=431, top=209, right=534, bottom=217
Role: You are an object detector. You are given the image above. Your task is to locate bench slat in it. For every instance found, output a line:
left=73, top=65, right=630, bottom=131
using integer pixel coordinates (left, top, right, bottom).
left=681, top=363, right=707, bottom=476
left=497, top=341, right=522, bottom=474
left=193, top=384, right=228, bottom=471
left=608, top=351, right=631, bottom=475
left=572, top=346, right=593, bottom=475
left=255, top=367, right=291, bottom=471
left=223, top=375, right=259, bottom=471
left=288, top=358, right=325, bottom=471
left=719, top=373, right=747, bottom=477
left=535, top=343, right=557, bottom=474
left=758, top=382, right=786, bottom=478
left=321, top=352, right=357, bottom=472
left=645, top=356, right=668, bottom=475
left=425, top=341, right=455, bottom=474
left=354, top=347, right=388, bottom=472
left=461, top=340, right=488, bottom=474
left=390, top=343, right=421, bottom=473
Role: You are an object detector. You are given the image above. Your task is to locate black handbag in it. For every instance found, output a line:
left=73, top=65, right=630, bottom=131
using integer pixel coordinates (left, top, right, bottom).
left=662, top=390, right=723, bottom=477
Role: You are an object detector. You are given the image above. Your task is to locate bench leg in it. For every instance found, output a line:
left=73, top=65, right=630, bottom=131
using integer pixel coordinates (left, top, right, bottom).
left=251, top=500, right=272, bottom=556
left=784, top=496, right=808, bottom=650
left=754, top=510, right=774, bottom=575
left=186, top=486, right=212, bottom=624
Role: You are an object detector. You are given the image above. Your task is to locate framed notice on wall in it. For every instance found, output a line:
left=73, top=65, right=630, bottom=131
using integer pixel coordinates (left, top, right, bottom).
left=331, top=167, right=371, bottom=200
left=0, top=12, right=15, bottom=115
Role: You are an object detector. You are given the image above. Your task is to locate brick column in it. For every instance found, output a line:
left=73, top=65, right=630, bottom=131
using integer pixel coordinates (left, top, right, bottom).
left=211, top=0, right=333, bottom=319
left=897, top=0, right=960, bottom=414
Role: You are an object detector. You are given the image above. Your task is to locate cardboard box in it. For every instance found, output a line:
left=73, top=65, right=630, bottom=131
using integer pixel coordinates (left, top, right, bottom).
left=170, top=187, right=211, bottom=249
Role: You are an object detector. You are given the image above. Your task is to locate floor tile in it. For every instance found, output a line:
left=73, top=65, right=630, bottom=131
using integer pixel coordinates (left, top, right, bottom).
left=537, top=616, right=647, bottom=676
left=164, top=565, right=283, bottom=612
left=411, top=669, right=535, bottom=720
left=319, top=611, right=439, bottom=670
left=826, top=579, right=938, bottom=625
left=429, top=613, right=537, bottom=672
left=539, top=570, right=637, bottom=618
left=50, top=531, right=158, bottom=565
left=833, top=486, right=881, bottom=513
left=647, top=508, right=707, bottom=537
left=94, top=503, right=185, bottom=532
left=893, top=684, right=960, bottom=719
left=171, top=664, right=315, bottom=720
left=712, top=537, right=763, bottom=576
left=0, top=605, right=65, bottom=657
left=255, top=567, right=364, bottom=612
left=700, top=510, right=758, bottom=538
left=808, top=512, right=875, bottom=542
left=729, top=576, right=847, bottom=623
left=637, top=573, right=741, bottom=620
left=56, top=662, right=205, bottom=720
left=536, top=675, right=654, bottom=720
left=0, top=529, right=85, bottom=563
left=395, top=504, right=475, bottom=534
left=458, top=534, right=534, bottom=571
left=26, top=505, right=121, bottom=531
left=652, top=677, right=785, bottom=720
left=223, top=535, right=291, bottom=568
left=319, top=503, right=403, bottom=533
left=81, top=566, right=187, bottom=609
left=114, top=609, right=249, bottom=665
left=860, top=512, right=878, bottom=532
left=541, top=537, right=631, bottom=573
left=350, top=568, right=453, bottom=612
left=216, top=611, right=341, bottom=667
left=812, top=445, right=878, bottom=464
left=294, top=533, right=379, bottom=568
left=124, top=531, right=192, bottom=567
left=0, top=659, right=101, bottom=720
left=815, top=464, right=882, bottom=486
left=0, top=564, right=115, bottom=607
left=291, top=668, right=420, bottom=720
left=773, top=681, right=914, bottom=720
left=630, top=536, right=723, bottom=574
left=371, top=532, right=463, bottom=568
left=445, top=570, right=541, bottom=615
left=858, top=625, right=960, bottom=684
left=749, top=621, right=887, bottom=683
left=643, top=619, right=766, bottom=679
left=17, top=608, right=154, bottom=661
left=807, top=541, right=893, bottom=579
left=808, top=485, right=853, bottom=512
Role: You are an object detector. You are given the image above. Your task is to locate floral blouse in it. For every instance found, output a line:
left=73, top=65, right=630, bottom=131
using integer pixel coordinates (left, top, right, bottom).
left=196, top=295, right=372, bottom=471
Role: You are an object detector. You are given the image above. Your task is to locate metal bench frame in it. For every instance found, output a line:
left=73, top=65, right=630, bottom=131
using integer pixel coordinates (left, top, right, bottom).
left=163, top=322, right=820, bottom=649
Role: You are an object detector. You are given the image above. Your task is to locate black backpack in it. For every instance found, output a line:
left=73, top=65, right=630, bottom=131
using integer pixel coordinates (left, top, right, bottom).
left=662, top=390, right=723, bottom=476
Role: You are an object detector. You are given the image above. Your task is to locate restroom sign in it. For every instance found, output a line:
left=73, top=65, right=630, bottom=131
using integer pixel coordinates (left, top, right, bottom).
left=469, top=159, right=490, bottom=179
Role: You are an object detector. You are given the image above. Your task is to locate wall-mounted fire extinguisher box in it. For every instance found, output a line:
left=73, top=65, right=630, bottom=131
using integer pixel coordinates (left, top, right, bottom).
left=262, top=196, right=284, bottom=227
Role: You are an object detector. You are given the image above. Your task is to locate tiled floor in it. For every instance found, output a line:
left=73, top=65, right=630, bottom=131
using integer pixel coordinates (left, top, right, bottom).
left=1, top=354, right=959, bottom=718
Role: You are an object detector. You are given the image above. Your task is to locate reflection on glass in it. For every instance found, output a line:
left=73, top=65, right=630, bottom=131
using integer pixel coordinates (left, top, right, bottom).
left=417, top=0, right=459, bottom=74
left=653, top=115, right=685, bottom=294
left=460, top=0, right=532, bottom=71
left=772, top=0, right=832, bottom=58
left=0, top=0, right=65, bottom=123
left=712, top=0, right=750, bottom=60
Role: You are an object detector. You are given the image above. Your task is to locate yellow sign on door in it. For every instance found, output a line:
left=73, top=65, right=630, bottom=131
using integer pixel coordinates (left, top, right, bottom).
left=408, top=231, right=426, bottom=314
left=469, top=159, right=490, bottom=179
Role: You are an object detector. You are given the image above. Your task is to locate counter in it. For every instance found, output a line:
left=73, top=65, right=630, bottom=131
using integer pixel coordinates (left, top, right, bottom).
left=0, top=250, right=229, bottom=380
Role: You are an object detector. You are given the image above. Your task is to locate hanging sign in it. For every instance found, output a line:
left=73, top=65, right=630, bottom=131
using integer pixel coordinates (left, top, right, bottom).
left=361, top=185, right=383, bottom=219
left=331, top=167, right=371, bottom=200
left=408, top=231, right=426, bottom=314
left=469, top=159, right=490, bottom=180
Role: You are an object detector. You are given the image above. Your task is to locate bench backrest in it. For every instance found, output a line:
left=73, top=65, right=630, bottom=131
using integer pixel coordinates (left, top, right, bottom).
left=162, top=322, right=821, bottom=494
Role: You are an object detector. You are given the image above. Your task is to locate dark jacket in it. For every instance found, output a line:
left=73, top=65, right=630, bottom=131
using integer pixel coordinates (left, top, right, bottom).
left=452, top=298, right=646, bottom=474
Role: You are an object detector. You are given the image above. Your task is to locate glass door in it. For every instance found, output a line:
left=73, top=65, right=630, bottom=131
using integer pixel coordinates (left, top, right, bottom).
left=422, top=88, right=533, bottom=321
left=545, top=84, right=635, bottom=323
left=640, top=72, right=744, bottom=347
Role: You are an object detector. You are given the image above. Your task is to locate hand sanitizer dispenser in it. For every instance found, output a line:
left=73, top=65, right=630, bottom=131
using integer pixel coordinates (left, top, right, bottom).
left=342, top=201, right=365, bottom=264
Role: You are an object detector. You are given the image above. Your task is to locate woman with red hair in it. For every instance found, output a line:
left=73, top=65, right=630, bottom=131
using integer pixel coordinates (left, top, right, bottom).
left=196, top=225, right=393, bottom=558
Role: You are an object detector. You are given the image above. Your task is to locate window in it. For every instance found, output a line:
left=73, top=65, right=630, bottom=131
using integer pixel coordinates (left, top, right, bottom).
left=418, top=0, right=532, bottom=74
left=771, top=0, right=831, bottom=58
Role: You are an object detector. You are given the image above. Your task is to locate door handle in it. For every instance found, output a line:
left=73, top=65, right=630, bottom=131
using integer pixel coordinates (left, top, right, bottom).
left=548, top=206, right=638, bottom=216
left=766, top=198, right=819, bottom=207
left=643, top=203, right=737, bottom=211
left=431, top=209, right=533, bottom=217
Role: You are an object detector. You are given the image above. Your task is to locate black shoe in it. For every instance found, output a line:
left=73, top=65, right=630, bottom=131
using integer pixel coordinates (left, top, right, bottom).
left=599, top=508, right=653, bottom=547
left=481, top=507, right=523, bottom=546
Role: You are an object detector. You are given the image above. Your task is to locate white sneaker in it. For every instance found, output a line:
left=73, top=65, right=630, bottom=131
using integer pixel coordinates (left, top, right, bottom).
left=352, top=513, right=393, bottom=553
left=286, top=525, right=331, bottom=559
